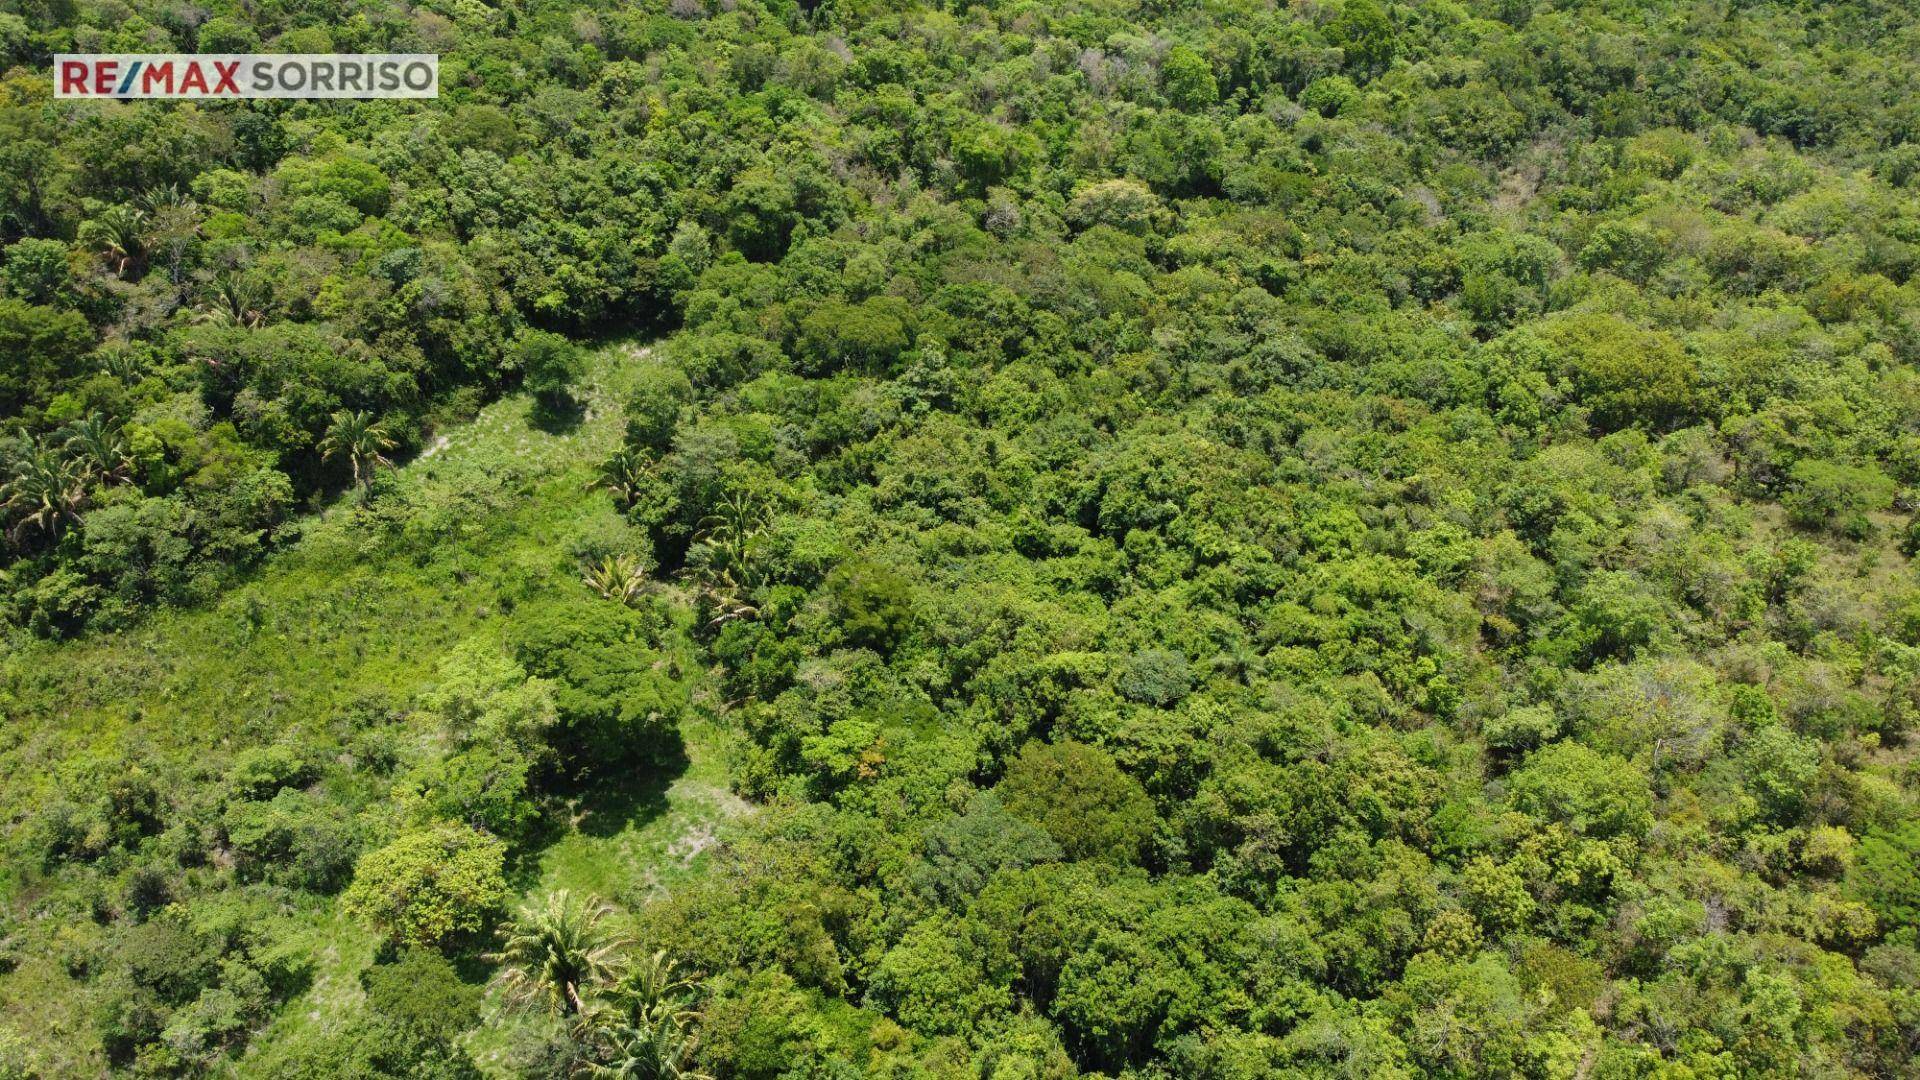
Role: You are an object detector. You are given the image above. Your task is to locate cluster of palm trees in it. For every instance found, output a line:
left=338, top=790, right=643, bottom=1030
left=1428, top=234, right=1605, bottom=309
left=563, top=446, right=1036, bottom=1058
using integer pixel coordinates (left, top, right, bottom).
left=491, top=890, right=708, bottom=1078
left=76, top=188, right=205, bottom=284
left=0, top=414, right=134, bottom=547
left=0, top=406, right=396, bottom=552
left=77, top=198, right=272, bottom=324
left=687, top=489, right=769, bottom=629
left=591, top=450, right=769, bottom=627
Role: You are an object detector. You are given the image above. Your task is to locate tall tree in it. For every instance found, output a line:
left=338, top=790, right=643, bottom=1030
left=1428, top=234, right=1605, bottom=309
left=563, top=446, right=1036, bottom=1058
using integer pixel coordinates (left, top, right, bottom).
left=319, top=409, right=396, bottom=491
left=492, top=890, right=626, bottom=1018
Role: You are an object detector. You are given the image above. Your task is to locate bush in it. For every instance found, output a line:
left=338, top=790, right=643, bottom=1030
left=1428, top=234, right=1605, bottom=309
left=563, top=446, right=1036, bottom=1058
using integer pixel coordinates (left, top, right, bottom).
left=1162, top=46, right=1218, bottom=111
left=1782, top=459, right=1896, bottom=538
left=2, top=238, right=70, bottom=303
left=513, top=598, right=686, bottom=773
left=1117, top=649, right=1192, bottom=707
left=340, top=824, right=508, bottom=951
left=794, top=298, right=911, bottom=375
left=226, top=745, right=317, bottom=800
left=1512, top=313, right=1700, bottom=432
left=360, top=950, right=481, bottom=1039
left=1850, top=824, right=1920, bottom=931
left=1482, top=704, right=1559, bottom=756
left=512, top=330, right=587, bottom=406
left=0, top=298, right=92, bottom=417
left=1066, top=179, right=1162, bottom=234
left=400, top=745, right=541, bottom=840
left=823, top=560, right=915, bottom=654
left=1300, top=75, right=1361, bottom=117
left=114, top=916, right=224, bottom=1006
left=910, top=792, right=1063, bottom=907
left=223, top=789, right=360, bottom=892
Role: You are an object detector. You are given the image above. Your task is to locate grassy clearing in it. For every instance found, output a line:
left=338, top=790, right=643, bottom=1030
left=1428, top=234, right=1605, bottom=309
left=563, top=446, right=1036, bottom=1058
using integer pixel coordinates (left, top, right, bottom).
left=2, top=343, right=639, bottom=799
left=532, top=713, right=750, bottom=907
left=0, top=340, right=745, bottom=1072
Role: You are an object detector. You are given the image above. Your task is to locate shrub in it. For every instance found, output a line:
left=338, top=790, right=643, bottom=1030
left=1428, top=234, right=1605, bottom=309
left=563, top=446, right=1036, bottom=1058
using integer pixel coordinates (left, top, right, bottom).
left=823, top=560, right=915, bottom=654
left=513, top=598, right=686, bottom=773
left=1782, top=459, right=1896, bottom=539
left=400, top=746, right=541, bottom=840
left=794, top=298, right=911, bottom=375
left=340, top=824, right=508, bottom=951
left=360, top=949, right=481, bottom=1039
left=223, top=789, right=360, bottom=892
left=512, top=330, right=587, bottom=406
left=1850, top=824, right=1920, bottom=931
left=1117, top=649, right=1192, bottom=707
left=1162, top=46, right=1218, bottom=111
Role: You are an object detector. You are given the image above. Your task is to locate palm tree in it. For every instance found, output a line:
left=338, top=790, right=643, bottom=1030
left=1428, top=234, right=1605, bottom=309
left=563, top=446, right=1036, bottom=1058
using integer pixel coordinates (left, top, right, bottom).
left=687, top=562, right=759, bottom=628
left=583, top=553, right=649, bottom=606
left=686, top=491, right=768, bottom=627
left=492, top=890, right=626, bottom=1018
left=692, top=490, right=766, bottom=572
left=577, top=1017, right=708, bottom=1080
left=614, top=950, right=699, bottom=1028
left=77, top=204, right=148, bottom=278
left=1, top=438, right=88, bottom=545
left=197, top=274, right=267, bottom=329
left=318, top=409, right=396, bottom=491
left=63, top=415, right=134, bottom=487
left=576, top=950, right=708, bottom=1080
left=98, top=347, right=148, bottom=384
left=593, top=447, right=655, bottom=510
left=137, top=183, right=195, bottom=212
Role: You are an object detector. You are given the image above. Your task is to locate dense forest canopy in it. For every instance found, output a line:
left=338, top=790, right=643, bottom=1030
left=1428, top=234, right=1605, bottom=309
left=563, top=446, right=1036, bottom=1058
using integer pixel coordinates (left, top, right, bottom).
left=2, top=0, right=1920, bottom=1075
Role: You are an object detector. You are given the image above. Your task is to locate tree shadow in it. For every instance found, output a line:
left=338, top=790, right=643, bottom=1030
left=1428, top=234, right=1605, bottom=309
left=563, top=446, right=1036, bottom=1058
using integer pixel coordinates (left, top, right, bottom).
left=577, top=742, right=690, bottom=839
left=448, top=946, right=500, bottom=984
left=530, top=393, right=586, bottom=435
left=506, top=742, right=692, bottom=890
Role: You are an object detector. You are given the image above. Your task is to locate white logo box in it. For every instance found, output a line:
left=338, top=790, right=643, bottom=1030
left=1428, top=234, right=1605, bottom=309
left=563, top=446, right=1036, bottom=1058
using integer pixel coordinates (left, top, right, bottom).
left=55, top=54, right=438, bottom=99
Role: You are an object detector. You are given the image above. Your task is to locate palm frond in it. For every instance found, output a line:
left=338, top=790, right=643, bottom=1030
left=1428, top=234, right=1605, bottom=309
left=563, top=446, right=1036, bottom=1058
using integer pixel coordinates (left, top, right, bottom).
left=1, top=437, right=89, bottom=545
left=319, top=409, right=397, bottom=490
left=490, top=890, right=627, bottom=1018
left=63, top=414, right=134, bottom=487
left=583, top=553, right=649, bottom=605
